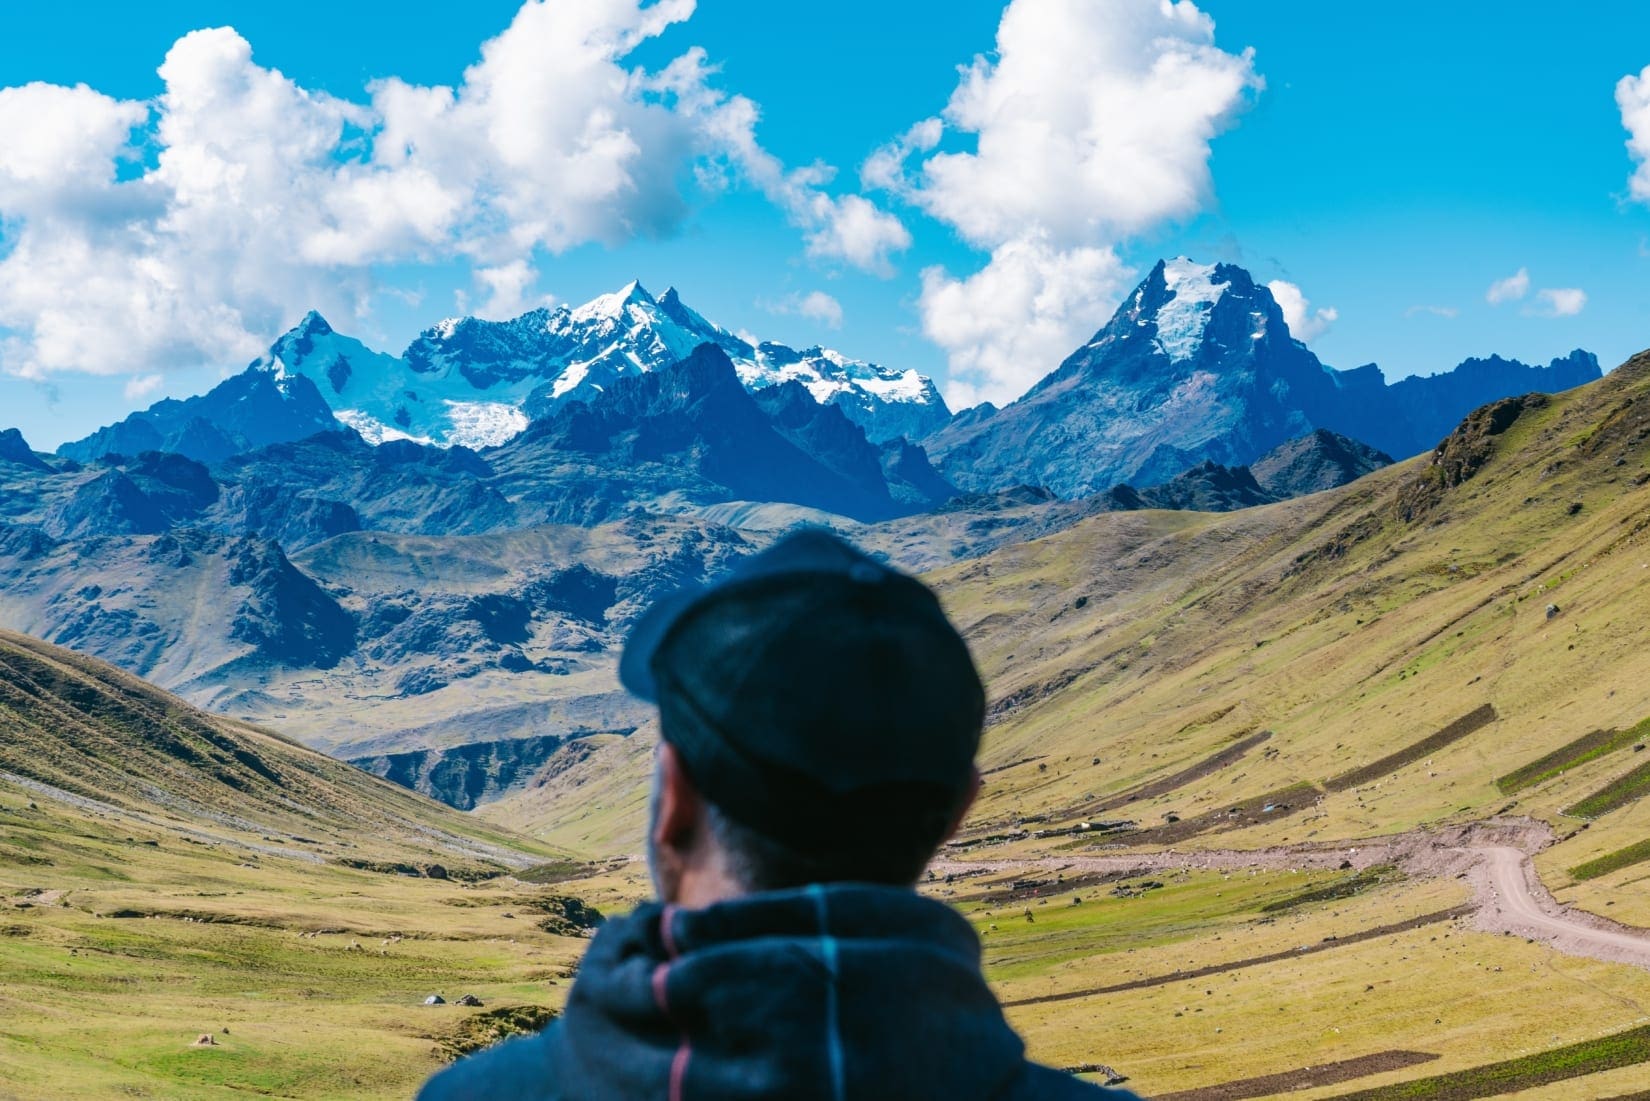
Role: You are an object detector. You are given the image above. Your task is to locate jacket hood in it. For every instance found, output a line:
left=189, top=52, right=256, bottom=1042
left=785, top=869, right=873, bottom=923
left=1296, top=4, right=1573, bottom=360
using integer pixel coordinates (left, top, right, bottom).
left=549, top=883, right=1027, bottom=1100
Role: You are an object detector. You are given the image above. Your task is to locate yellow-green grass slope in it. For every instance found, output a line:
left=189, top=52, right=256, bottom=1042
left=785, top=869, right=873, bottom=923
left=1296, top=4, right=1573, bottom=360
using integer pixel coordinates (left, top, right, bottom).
left=925, top=353, right=1650, bottom=1096
left=0, top=628, right=625, bottom=1099
left=943, top=862, right=1650, bottom=1099
left=926, top=354, right=1650, bottom=876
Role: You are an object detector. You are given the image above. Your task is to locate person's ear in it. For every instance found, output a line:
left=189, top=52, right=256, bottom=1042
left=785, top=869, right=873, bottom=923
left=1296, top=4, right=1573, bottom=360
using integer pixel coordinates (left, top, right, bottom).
left=651, top=741, right=704, bottom=855
left=942, top=767, right=983, bottom=842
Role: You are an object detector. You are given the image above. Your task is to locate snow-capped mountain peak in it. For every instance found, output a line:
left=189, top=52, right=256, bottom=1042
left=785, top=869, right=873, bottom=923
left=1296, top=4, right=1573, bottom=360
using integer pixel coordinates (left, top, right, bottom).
left=249, top=283, right=950, bottom=451
left=295, top=309, right=333, bottom=336
left=925, top=256, right=1605, bottom=500
left=568, top=278, right=655, bottom=325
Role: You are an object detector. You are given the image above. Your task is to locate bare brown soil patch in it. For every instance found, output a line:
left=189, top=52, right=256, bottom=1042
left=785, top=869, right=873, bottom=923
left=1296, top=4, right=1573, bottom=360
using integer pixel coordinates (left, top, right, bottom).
left=1070, top=730, right=1273, bottom=819
left=1324, top=704, right=1497, bottom=793
left=955, top=868, right=1134, bottom=906
left=1321, top=1021, right=1650, bottom=1100
left=1153, top=1050, right=1440, bottom=1101
left=1124, top=781, right=1320, bottom=846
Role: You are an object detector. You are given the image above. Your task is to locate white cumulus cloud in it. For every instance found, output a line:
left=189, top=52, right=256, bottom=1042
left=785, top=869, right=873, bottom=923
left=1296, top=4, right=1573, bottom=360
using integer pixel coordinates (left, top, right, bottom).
left=0, top=82, right=148, bottom=198
left=859, top=118, right=942, bottom=194
left=1485, top=268, right=1531, bottom=305
left=466, top=261, right=556, bottom=321
left=0, top=1, right=905, bottom=381
left=764, top=290, right=844, bottom=329
left=1532, top=287, right=1587, bottom=317
left=1265, top=279, right=1338, bottom=343
left=919, top=234, right=1130, bottom=410
left=123, top=374, right=165, bottom=402
left=1618, top=63, right=1650, bottom=203
left=879, top=0, right=1260, bottom=407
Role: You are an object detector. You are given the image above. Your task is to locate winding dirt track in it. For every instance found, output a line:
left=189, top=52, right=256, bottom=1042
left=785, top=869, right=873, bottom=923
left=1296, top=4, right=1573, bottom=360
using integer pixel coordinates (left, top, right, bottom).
left=1473, top=844, right=1650, bottom=968
left=933, top=818, right=1650, bottom=972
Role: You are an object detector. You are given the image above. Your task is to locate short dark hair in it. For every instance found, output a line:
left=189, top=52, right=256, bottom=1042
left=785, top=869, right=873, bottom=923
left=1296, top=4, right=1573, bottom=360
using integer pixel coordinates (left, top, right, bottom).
left=702, top=792, right=961, bottom=892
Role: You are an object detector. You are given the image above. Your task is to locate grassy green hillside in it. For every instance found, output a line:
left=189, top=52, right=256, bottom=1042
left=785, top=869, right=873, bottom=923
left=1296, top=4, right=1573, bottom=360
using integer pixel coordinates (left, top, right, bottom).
left=0, top=628, right=635, bottom=1100
left=919, top=355, right=1650, bottom=882
left=0, top=627, right=564, bottom=871
left=491, top=355, right=1650, bottom=883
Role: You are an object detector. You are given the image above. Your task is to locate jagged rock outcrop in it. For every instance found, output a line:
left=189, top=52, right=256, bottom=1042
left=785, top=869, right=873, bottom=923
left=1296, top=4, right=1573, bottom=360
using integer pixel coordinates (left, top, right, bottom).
left=1137, top=461, right=1276, bottom=512
left=1249, top=430, right=1394, bottom=499
left=349, top=733, right=572, bottom=810
left=0, top=428, right=52, bottom=472
left=492, top=345, right=933, bottom=523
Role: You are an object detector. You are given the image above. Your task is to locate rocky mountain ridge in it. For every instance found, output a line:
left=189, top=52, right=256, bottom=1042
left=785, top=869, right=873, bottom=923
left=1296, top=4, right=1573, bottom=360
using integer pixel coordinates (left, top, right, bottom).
left=0, top=410, right=1393, bottom=764
left=923, top=258, right=1601, bottom=496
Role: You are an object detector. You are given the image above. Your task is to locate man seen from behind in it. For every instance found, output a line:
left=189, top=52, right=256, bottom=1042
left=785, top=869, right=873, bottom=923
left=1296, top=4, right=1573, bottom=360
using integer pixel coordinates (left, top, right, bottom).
left=418, top=529, right=1141, bottom=1100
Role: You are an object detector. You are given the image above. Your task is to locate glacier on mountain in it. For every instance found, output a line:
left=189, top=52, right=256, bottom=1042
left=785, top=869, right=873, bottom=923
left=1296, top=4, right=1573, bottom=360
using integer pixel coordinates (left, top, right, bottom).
left=1154, top=258, right=1231, bottom=363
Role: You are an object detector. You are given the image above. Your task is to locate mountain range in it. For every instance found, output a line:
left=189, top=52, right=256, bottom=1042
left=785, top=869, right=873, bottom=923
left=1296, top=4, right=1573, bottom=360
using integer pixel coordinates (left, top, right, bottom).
left=0, top=413, right=1393, bottom=768
left=924, top=258, right=1601, bottom=496
left=62, top=282, right=950, bottom=463
left=55, top=263, right=1600, bottom=513
left=0, top=257, right=1612, bottom=774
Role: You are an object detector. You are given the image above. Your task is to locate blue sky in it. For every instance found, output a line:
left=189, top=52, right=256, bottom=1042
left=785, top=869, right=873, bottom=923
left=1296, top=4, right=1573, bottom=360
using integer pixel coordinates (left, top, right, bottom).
left=3, top=0, right=1650, bottom=448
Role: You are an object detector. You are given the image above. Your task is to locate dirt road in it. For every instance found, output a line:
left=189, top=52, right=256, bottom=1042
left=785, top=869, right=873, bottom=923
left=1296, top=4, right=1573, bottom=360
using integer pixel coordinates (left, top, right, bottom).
left=1472, top=844, right=1650, bottom=969
left=932, top=818, right=1650, bottom=972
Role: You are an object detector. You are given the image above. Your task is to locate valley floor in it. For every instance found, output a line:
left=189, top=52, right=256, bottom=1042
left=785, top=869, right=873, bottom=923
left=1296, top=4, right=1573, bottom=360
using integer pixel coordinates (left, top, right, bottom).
left=8, top=737, right=1650, bottom=1100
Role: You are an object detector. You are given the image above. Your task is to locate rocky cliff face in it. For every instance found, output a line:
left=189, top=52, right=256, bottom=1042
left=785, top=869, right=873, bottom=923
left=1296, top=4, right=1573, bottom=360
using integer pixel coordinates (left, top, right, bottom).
left=1248, top=430, right=1394, bottom=499
left=925, top=259, right=1334, bottom=496
left=490, top=344, right=952, bottom=524
left=0, top=429, right=52, bottom=473
left=348, top=732, right=616, bottom=810
left=225, top=537, right=357, bottom=669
